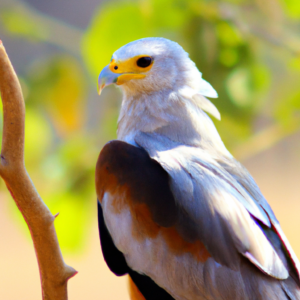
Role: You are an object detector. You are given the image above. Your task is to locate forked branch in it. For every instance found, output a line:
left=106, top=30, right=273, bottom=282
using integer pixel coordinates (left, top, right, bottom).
left=0, top=41, right=77, bottom=300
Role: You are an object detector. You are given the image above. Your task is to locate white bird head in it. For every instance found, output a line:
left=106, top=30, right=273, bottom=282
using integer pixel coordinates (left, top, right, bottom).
left=98, top=37, right=218, bottom=99
left=98, top=37, right=225, bottom=152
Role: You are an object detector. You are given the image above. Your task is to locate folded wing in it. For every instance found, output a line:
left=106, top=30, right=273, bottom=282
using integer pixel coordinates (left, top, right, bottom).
left=135, top=132, right=299, bottom=281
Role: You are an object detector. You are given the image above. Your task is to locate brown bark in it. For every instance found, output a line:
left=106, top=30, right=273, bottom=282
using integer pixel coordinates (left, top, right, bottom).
left=0, top=40, right=77, bottom=299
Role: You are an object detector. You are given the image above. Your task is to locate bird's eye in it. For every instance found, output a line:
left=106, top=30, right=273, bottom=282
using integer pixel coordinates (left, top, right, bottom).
left=137, top=57, right=152, bottom=68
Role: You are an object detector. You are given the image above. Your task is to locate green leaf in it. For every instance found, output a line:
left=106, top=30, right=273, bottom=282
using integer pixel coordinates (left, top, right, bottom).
left=82, top=0, right=191, bottom=78
left=280, top=0, right=300, bottom=19
left=226, top=67, right=253, bottom=107
left=0, top=8, right=47, bottom=40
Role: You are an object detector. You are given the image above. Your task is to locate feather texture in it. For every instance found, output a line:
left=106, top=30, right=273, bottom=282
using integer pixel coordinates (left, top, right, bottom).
left=96, top=37, right=300, bottom=299
left=135, top=132, right=290, bottom=279
left=96, top=140, right=300, bottom=300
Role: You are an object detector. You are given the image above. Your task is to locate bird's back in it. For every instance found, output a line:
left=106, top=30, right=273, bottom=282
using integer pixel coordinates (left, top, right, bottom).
left=96, top=140, right=300, bottom=300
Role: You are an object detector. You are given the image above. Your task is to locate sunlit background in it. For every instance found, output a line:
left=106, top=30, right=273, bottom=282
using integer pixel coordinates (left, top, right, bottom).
left=0, top=0, right=300, bottom=299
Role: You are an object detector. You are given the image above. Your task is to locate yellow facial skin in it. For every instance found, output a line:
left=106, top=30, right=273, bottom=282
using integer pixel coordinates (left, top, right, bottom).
left=109, top=55, right=154, bottom=85
left=98, top=55, right=154, bottom=95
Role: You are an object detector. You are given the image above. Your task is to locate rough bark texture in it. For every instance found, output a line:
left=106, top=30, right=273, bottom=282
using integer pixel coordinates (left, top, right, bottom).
left=0, top=40, right=77, bottom=300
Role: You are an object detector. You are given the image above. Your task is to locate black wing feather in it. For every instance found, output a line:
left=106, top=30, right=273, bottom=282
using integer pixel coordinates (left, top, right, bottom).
left=98, top=201, right=175, bottom=300
left=98, top=200, right=129, bottom=276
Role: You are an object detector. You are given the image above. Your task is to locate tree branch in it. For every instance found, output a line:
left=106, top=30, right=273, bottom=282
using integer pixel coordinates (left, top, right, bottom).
left=0, top=0, right=83, bottom=57
left=0, top=41, right=77, bottom=299
left=233, top=119, right=300, bottom=161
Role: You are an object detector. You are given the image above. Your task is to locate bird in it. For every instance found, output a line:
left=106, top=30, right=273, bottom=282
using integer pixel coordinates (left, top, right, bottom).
left=95, top=37, right=300, bottom=300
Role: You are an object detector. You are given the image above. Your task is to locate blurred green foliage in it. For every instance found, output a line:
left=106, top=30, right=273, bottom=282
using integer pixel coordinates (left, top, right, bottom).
left=83, top=0, right=300, bottom=149
left=0, top=8, right=47, bottom=40
left=1, top=0, right=300, bottom=251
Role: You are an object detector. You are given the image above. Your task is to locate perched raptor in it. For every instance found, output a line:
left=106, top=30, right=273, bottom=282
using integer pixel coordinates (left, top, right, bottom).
left=96, top=37, right=300, bottom=300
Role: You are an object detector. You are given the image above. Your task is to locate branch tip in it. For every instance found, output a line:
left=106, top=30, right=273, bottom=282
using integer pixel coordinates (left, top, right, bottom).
left=0, top=38, right=76, bottom=299
left=64, top=265, right=78, bottom=281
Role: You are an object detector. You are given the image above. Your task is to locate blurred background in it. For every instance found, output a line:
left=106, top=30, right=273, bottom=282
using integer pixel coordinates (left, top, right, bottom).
left=0, top=0, right=300, bottom=299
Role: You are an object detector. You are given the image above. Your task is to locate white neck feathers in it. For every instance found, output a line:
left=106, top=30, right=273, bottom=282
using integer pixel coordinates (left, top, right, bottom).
left=117, top=88, right=230, bottom=157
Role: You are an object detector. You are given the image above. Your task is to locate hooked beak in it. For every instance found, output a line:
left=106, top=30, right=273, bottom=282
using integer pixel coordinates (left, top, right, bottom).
left=97, top=65, right=118, bottom=95
left=97, top=64, right=146, bottom=95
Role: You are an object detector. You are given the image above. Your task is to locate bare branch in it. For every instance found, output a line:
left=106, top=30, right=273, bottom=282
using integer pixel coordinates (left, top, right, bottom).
left=219, top=3, right=300, bottom=57
left=0, top=41, right=77, bottom=300
left=233, top=119, right=300, bottom=161
left=0, top=0, right=83, bottom=57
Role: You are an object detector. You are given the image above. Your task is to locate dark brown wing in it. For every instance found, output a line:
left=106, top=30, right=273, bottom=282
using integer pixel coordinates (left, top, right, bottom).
left=96, top=140, right=177, bottom=300
left=96, top=140, right=300, bottom=300
left=96, top=140, right=177, bottom=227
